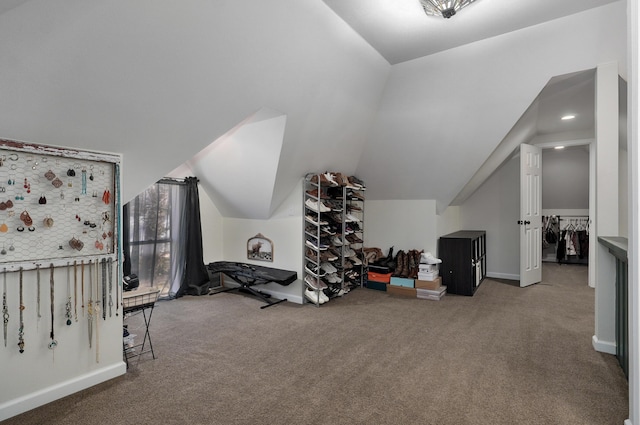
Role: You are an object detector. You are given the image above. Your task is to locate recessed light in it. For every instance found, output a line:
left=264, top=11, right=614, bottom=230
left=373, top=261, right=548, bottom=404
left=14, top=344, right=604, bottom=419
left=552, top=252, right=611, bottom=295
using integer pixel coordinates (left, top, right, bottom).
left=561, top=115, right=575, bottom=120
left=554, top=146, right=565, bottom=150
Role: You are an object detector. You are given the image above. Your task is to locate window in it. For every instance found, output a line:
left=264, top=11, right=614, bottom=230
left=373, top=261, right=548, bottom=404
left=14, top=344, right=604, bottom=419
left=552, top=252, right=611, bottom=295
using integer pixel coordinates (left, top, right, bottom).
left=126, top=180, right=185, bottom=298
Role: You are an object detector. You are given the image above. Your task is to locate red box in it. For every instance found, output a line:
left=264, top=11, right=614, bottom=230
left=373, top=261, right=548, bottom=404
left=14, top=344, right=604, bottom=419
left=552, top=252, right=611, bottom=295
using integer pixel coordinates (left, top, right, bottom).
left=367, top=271, right=392, bottom=283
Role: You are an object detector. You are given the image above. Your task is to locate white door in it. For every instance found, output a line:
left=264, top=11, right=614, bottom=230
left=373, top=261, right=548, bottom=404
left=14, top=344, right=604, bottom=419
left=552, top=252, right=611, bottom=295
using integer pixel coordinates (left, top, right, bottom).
left=519, top=143, right=542, bottom=287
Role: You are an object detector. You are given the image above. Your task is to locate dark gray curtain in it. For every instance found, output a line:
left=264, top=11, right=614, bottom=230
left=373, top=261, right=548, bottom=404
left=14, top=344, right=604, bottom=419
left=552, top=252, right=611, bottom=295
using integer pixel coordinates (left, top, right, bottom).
left=176, top=177, right=211, bottom=297
left=122, top=204, right=131, bottom=276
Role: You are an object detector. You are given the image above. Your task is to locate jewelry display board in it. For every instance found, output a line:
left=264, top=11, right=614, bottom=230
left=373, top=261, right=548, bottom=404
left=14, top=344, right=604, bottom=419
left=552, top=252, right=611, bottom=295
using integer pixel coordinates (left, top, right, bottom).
left=0, top=140, right=119, bottom=270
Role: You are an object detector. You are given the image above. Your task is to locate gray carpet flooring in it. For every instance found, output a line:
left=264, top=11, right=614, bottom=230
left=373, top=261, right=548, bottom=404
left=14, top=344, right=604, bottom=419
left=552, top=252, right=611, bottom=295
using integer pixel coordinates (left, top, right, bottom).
left=4, top=263, right=629, bottom=424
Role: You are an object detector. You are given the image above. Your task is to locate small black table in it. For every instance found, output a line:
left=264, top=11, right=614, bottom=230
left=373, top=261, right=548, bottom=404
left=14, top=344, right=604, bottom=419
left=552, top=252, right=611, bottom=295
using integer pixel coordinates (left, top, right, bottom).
left=207, top=262, right=297, bottom=309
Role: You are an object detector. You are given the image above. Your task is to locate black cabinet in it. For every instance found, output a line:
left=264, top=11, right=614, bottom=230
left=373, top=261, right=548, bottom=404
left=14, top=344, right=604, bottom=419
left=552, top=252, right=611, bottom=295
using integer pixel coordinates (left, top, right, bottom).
left=438, top=231, right=486, bottom=296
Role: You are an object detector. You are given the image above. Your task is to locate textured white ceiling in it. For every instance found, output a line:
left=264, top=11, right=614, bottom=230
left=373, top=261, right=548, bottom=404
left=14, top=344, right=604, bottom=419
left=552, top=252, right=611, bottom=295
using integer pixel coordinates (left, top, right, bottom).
left=322, top=0, right=620, bottom=64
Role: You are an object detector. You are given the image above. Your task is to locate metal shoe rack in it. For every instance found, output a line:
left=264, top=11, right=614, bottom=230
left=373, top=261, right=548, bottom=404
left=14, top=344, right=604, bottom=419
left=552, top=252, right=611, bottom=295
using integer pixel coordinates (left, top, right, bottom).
left=302, top=173, right=366, bottom=306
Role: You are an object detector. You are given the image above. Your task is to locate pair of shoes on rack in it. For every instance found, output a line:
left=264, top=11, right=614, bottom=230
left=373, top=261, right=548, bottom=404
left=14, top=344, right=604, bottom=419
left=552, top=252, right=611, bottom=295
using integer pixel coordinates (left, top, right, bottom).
left=305, top=213, right=328, bottom=226
left=325, top=273, right=342, bottom=284
left=306, top=238, right=329, bottom=251
left=421, top=252, right=442, bottom=264
left=305, top=289, right=329, bottom=304
left=321, top=262, right=337, bottom=274
left=305, top=262, right=326, bottom=277
left=305, top=198, right=331, bottom=213
left=305, top=275, right=328, bottom=290
left=305, top=188, right=329, bottom=199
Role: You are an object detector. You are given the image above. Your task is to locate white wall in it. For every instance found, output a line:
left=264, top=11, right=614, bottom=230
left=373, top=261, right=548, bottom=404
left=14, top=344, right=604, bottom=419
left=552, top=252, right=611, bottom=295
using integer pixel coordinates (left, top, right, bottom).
left=357, top=1, right=626, bottom=212
left=0, top=266, right=125, bottom=421
left=365, top=200, right=438, bottom=255
left=459, top=156, right=520, bottom=280
left=219, top=181, right=304, bottom=304
left=542, top=147, right=590, bottom=209
left=0, top=0, right=389, bottom=206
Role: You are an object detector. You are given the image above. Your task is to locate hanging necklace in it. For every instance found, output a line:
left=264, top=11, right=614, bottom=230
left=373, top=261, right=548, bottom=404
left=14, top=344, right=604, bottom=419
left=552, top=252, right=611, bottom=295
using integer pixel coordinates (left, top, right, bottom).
left=48, top=264, right=57, bottom=350
left=18, top=267, right=25, bottom=353
left=114, top=259, right=119, bottom=317
left=73, top=260, right=78, bottom=322
left=65, top=262, right=72, bottom=325
left=108, top=258, right=113, bottom=317
left=36, top=264, right=41, bottom=322
left=81, top=260, right=85, bottom=317
left=2, top=267, right=8, bottom=347
left=94, top=259, right=100, bottom=363
left=101, top=258, right=107, bottom=321
left=87, top=259, right=93, bottom=348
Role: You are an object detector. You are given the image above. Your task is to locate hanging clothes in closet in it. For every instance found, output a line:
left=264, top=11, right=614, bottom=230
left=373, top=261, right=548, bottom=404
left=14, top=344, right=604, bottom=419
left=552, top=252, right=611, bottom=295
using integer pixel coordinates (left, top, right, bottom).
left=556, top=217, right=589, bottom=265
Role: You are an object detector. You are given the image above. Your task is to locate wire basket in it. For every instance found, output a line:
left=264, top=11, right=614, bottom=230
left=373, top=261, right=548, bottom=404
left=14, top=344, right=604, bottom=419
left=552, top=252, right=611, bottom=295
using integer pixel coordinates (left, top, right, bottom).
left=122, top=288, right=160, bottom=309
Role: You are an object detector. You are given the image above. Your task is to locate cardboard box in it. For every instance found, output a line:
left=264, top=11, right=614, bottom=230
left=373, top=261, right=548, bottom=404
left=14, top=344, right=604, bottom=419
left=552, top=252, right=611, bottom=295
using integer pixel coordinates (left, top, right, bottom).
left=415, top=277, right=442, bottom=290
left=365, top=280, right=387, bottom=291
left=368, top=271, right=392, bottom=283
left=389, top=276, right=415, bottom=288
left=387, top=284, right=417, bottom=297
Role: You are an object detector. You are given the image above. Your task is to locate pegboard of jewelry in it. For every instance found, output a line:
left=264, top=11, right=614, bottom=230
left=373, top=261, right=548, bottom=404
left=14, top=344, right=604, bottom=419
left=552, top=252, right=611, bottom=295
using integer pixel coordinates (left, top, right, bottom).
left=0, top=139, right=120, bottom=271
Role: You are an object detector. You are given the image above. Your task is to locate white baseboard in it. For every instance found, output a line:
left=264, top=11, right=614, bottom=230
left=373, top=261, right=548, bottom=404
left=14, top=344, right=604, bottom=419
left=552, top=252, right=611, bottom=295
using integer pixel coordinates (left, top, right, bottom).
left=486, top=272, right=519, bottom=281
left=624, top=419, right=633, bottom=425
left=0, top=362, right=126, bottom=422
left=592, top=335, right=617, bottom=355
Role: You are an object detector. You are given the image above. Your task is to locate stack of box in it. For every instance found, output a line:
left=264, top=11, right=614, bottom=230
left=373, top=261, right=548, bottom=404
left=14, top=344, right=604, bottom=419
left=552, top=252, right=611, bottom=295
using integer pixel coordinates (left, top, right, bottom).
left=366, top=271, right=392, bottom=291
left=388, top=276, right=416, bottom=297
left=415, top=263, right=446, bottom=301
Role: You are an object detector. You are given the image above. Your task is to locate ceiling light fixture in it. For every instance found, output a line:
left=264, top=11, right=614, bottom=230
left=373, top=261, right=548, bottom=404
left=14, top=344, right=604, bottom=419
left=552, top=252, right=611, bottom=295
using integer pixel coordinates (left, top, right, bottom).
left=561, top=114, right=576, bottom=120
left=419, top=0, right=479, bottom=19
left=554, top=146, right=565, bottom=150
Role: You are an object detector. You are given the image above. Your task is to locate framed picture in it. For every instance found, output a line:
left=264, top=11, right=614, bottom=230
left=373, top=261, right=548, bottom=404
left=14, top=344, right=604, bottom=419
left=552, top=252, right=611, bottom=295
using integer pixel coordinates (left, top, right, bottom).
left=247, top=233, right=273, bottom=262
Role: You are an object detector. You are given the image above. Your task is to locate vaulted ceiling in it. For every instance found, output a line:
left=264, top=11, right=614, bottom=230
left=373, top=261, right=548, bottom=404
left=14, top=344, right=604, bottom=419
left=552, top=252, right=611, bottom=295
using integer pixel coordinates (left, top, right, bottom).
left=0, top=0, right=627, bottom=216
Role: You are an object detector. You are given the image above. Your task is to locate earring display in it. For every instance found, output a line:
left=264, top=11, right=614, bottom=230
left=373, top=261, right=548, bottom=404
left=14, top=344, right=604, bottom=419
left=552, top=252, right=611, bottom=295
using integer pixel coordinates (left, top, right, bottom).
left=3, top=268, right=8, bottom=347
left=0, top=146, right=116, bottom=263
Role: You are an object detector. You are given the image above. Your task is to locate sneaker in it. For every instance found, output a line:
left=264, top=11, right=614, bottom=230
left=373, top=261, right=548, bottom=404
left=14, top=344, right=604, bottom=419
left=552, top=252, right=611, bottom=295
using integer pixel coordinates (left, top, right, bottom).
left=306, top=238, right=328, bottom=251
left=320, top=262, right=338, bottom=274
left=325, top=200, right=342, bottom=212
left=329, top=212, right=343, bottom=223
left=305, top=198, right=331, bottom=213
left=333, top=172, right=349, bottom=187
left=346, top=234, right=363, bottom=244
left=305, top=275, right=328, bottom=290
left=344, top=225, right=354, bottom=235
left=306, top=188, right=329, bottom=199
left=306, top=248, right=320, bottom=262
left=348, top=176, right=365, bottom=190
left=345, top=177, right=359, bottom=190
left=325, top=273, right=339, bottom=284
left=305, top=213, right=328, bottom=226
left=331, top=236, right=344, bottom=246
left=323, top=250, right=339, bottom=262
left=421, top=252, right=442, bottom=264
left=349, top=192, right=365, bottom=201
left=323, top=172, right=340, bottom=187
left=321, top=226, right=336, bottom=235
left=343, top=246, right=356, bottom=257
left=305, top=289, right=327, bottom=304
left=305, top=262, right=326, bottom=277
left=351, top=256, right=362, bottom=265
left=325, top=272, right=342, bottom=284
left=345, top=213, right=360, bottom=223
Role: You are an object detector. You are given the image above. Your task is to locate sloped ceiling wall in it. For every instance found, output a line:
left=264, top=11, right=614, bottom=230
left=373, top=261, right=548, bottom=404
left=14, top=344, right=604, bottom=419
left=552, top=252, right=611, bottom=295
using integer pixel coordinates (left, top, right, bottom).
left=356, top=2, right=626, bottom=213
left=0, top=0, right=389, bottom=205
left=0, top=1, right=627, bottom=218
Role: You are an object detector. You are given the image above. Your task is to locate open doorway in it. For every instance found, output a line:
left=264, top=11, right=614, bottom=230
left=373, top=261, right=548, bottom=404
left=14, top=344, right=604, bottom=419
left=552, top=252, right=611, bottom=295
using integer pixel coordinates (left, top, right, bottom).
left=541, top=145, right=590, bottom=269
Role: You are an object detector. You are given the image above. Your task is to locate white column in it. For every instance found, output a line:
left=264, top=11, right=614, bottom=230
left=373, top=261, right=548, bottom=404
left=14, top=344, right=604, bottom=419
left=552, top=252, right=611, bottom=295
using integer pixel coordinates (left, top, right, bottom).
left=626, top=1, right=639, bottom=424
left=593, top=62, right=620, bottom=355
